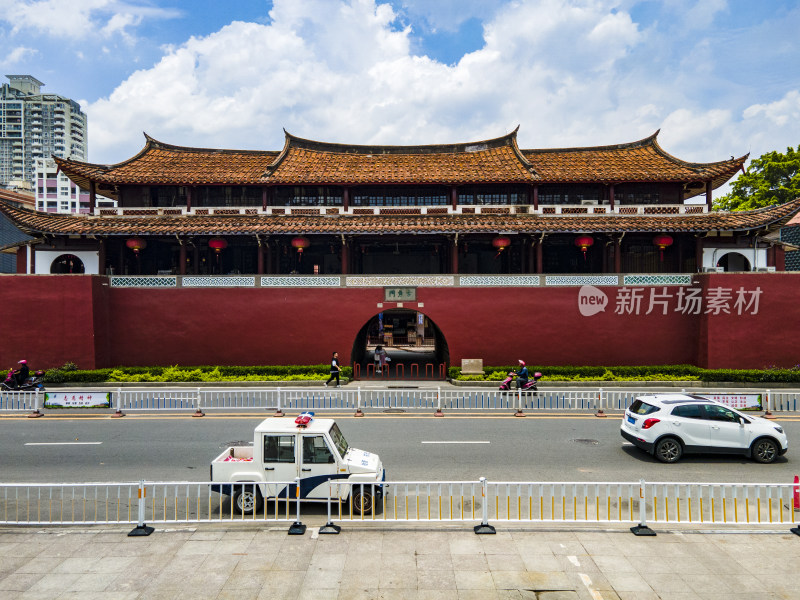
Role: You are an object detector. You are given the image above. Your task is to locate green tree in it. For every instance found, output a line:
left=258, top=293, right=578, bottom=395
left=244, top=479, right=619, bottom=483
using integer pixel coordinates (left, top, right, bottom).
left=714, top=146, right=800, bottom=211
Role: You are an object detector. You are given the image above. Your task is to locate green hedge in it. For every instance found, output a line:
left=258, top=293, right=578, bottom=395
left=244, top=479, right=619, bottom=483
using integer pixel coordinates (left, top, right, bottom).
left=44, top=364, right=352, bottom=384
left=449, top=364, right=800, bottom=383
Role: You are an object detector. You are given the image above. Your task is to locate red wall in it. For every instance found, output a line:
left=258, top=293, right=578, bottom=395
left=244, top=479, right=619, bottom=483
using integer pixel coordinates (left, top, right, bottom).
left=0, top=274, right=797, bottom=370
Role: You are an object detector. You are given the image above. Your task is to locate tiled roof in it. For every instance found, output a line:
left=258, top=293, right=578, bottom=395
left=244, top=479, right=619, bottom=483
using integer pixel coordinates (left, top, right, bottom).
left=54, top=134, right=279, bottom=194
left=263, top=130, right=536, bottom=185
left=54, top=129, right=746, bottom=195
left=523, top=131, right=747, bottom=193
left=2, top=198, right=798, bottom=238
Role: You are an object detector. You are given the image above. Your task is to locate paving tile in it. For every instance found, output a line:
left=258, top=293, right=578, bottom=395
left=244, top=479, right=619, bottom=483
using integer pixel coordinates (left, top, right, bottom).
left=454, top=570, right=494, bottom=590
left=417, top=569, right=456, bottom=590
left=486, top=553, right=525, bottom=572
left=26, top=573, right=83, bottom=593
left=450, top=554, right=489, bottom=571
left=601, top=571, right=653, bottom=593
left=416, top=553, right=453, bottom=570
left=379, top=568, right=418, bottom=589
left=0, top=572, right=44, bottom=592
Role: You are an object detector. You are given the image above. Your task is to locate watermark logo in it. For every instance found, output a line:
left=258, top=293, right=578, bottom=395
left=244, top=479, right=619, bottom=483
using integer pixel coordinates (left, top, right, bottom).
left=578, top=285, right=608, bottom=316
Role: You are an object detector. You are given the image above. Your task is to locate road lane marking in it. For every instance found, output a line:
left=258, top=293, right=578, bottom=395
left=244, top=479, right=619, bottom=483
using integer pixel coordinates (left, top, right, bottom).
left=25, top=442, right=102, bottom=446
left=421, top=441, right=490, bottom=444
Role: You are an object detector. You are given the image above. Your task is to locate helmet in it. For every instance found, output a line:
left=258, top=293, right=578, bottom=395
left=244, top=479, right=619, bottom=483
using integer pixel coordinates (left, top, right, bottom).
left=518, top=359, right=525, bottom=366
left=18, top=359, right=27, bottom=364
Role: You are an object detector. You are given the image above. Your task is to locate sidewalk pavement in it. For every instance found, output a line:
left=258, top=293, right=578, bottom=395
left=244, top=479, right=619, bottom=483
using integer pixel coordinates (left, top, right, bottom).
left=1, top=522, right=799, bottom=599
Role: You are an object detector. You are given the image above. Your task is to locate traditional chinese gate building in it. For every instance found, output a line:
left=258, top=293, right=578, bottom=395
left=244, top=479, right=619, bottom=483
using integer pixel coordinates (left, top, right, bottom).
left=1, top=128, right=798, bottom=371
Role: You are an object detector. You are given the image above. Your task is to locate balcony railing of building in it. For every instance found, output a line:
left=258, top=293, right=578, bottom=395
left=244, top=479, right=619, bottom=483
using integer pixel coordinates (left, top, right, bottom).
left=95, top=203, right=709, bottom=217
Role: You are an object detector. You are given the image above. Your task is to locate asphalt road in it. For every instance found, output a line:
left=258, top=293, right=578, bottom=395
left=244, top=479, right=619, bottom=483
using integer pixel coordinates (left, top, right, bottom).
left=2, top=411, right=800, bottom=485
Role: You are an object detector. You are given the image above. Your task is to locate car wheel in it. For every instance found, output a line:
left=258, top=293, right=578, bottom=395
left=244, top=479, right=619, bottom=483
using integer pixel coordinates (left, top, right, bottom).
left=654, top=437, right=682, bottom=463
left=751, top=438, right=779, bottom=464
left=351, top=489, right=376, bottom=515
left=233, top=484, right=263, bottom=515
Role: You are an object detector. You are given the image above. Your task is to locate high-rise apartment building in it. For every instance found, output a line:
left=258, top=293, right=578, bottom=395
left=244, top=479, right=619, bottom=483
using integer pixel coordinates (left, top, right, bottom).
left=35, top=158, right=115, bottom=213
left=0, top=75, right=87, bottom=191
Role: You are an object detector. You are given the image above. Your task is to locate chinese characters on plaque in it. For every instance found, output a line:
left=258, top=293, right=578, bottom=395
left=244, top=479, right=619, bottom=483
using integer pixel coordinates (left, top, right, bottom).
left=384, top=287, right=416, bottom=302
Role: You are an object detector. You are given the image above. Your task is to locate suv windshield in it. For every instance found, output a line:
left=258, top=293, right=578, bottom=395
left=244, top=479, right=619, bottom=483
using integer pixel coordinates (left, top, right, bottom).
left=329, top=423, right=349, bottom=457
left=629, top=399, right=660, bottom=415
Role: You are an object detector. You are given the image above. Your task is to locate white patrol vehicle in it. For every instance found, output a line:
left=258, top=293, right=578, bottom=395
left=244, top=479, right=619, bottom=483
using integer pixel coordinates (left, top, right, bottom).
left=210, top=414, right=385, bottom=514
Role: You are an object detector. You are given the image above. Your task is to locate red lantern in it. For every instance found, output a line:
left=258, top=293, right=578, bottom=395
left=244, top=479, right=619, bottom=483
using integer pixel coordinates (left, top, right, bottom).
left=126, top=237, right=147, bottom=255
left=653, top=234, right=673, bottom=262
left=492, top=235, right=511, bottom=258
left=574, top=235, right=594, bottom=260
left=291, top=236, right=310, bottom=254
left=208, top=237, right=228, bottom=253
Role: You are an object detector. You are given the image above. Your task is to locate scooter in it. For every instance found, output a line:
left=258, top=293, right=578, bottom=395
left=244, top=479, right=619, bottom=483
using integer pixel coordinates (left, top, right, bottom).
left=1, top=368, right=46, bottom=391
left=499, top=371, right=542, bottom=392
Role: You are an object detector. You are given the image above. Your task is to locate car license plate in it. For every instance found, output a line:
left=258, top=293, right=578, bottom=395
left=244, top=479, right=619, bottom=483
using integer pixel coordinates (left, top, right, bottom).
left=627, top=415, right=636, bottom=425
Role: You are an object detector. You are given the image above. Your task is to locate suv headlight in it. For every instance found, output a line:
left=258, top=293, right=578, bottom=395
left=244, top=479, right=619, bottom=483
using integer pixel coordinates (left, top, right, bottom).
left=774, top=426, right=784, bottom=434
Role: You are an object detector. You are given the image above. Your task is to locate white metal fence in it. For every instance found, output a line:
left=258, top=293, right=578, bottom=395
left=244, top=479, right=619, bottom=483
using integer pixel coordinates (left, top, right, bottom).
left=2, top=479, right=798, bottom=534
left=3, top=387, right=799, bottom=415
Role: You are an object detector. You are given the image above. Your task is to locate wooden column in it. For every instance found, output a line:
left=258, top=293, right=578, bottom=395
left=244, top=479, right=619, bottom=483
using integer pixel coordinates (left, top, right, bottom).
left=256, top=241, right=264, bottom=274
left=706, top=181, right=713, bottom=209
left=186, top=187, right=192, bottom=211
left=695, top=237, right=703, bottom=270
left=262, top=187, right=268, bottom=211
left=532, top=185, right=539, bottom=210
left=601, top=239, right=608, bottom=273
left=179, top=242, right=186, bottom=275
left=451, top=187, right=457, bottom=211
left=614, top=237, right=622, bottom=273
left=343, top=187, right=350, bottom=212
left=193, top=246, right=200, bottom=275
left=451, top=236, right=458, bottom=274
left=609, top=184, right=615, bottom=211
left=16, top=247, right=26, bottom=273
left=535, top=239, right=543, bottom=273
left=98, top=239, right=106, bottom=275
left=89, top=181, right=97, bottom=213
left=118, top=240, right=125, bottom=275
left=265, top=242, right=273, bottom=275
left=775, top=246, right=786, bottom=271
left=527, top=239, right=535, bottom=274
left=341, top=238, right=348, bottom=275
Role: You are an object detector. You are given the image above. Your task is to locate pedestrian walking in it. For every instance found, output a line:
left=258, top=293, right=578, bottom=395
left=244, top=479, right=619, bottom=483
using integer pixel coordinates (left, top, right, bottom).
left=325, top=352, right=341, bottom=387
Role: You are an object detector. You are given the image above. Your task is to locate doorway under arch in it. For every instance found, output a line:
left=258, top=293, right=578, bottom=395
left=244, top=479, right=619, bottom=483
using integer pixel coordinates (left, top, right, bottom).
left=50, top=254, right=85, bottom=274
left=717, top=252, right=751, bottom=272
left=350, top=309, right=450, bottom=380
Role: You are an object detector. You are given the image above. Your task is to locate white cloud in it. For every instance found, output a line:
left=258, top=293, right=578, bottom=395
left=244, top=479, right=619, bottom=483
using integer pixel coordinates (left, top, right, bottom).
left=0, top=46, right=38, bottom=66
left=0, top=0, right=177, bottom=40
left=80, top=0, right=799, bottom=204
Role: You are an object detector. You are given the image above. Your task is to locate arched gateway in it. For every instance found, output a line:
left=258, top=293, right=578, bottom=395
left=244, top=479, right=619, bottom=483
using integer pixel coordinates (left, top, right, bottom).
left=350, top=309, right=449, bottom=380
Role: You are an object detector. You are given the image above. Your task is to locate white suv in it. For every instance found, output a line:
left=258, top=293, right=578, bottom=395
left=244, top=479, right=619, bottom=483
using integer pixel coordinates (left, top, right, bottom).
left=620, top=394, right=788, bottom=463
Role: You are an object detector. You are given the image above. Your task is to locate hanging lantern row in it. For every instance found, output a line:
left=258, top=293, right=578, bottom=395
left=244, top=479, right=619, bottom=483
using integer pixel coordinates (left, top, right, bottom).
left=492, top=235, right=511, bottom=259
left=574, top=235, right=594, bottom=260
left=125, top=237, right=147, bottom=255
left=653, top=234, right=673, bottom=262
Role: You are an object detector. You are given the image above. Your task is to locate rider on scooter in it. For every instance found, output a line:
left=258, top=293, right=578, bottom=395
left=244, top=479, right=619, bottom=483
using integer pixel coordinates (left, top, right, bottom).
left=514, top=359, right=529, bottom=390
left=13, top=359, right=29, bottom=387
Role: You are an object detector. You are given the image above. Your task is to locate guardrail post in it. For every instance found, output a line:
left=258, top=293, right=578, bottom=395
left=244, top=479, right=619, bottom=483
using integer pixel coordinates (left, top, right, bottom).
left=288, top=477, right=306, bottom=535
left=763, top=389, right=775, bottom=419
left=193, top=386, right=205, bottom=417
left=474, top=477, right=496, bottom=534
left=111, top=387, right=126, bottom=418
left=514, top=387, right=525, bottom=417
left=434, top=386, right=444, bottom=417
left=128, top=480, right=154, bottom=536
left=319, top=479, right=341, bottom=534
left=274, top=387, right=284, bottom=417
left=595, top=387, right=606, bottom=418
left=355, top=387, right=364, bottom=417
left=630, top=478, right=656, bottom=536
left=27, top=389, right=43, bottom=418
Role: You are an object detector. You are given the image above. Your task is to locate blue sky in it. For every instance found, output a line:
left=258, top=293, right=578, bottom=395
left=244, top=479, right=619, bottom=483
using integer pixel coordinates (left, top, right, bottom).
left=1, top=0, right=798, bottom=197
